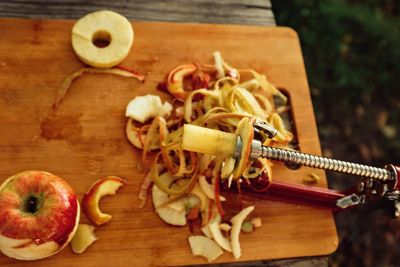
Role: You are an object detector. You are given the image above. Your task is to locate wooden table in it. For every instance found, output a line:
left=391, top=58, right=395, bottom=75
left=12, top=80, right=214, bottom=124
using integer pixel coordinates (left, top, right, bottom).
left=0, top=1, right=330, bottom=266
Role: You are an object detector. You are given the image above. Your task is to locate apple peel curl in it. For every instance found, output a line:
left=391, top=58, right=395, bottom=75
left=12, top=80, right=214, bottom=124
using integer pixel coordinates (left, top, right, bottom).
left=81, top=176, right=127, bottom=226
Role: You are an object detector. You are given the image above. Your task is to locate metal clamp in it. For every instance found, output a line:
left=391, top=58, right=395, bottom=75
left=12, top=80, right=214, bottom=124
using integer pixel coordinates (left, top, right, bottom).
left=253, top=119, right=278, bottom=142
left=336, top=194, right=362, bottom=209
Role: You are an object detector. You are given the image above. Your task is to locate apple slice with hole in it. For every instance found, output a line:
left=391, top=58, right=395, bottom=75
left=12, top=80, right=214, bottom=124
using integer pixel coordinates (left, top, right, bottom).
left=71, top=10, right=134, bottom=68
left=81, top=176, right=127, bottom=226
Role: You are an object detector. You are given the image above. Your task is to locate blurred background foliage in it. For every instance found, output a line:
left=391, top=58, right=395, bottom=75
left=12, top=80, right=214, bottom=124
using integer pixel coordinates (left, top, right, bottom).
left=272, top=1, right=400, bottom=266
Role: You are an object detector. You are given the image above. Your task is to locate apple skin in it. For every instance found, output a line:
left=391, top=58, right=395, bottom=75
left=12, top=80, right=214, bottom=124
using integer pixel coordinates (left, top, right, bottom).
left=0, top=171, right=80, bottom=260
left=81, top=176, right=127, bottom=226
left=166, top=64, right=197, bottom=100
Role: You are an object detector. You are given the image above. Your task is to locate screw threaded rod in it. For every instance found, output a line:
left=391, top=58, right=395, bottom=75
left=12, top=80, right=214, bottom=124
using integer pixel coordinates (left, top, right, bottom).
left=261, top=146, right=393, bottom=181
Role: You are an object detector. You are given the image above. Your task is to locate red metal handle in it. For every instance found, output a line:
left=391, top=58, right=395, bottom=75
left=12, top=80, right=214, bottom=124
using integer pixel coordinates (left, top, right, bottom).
left=237, top=163, right=400, bottom=211
left=241, top=180, right=347, bottom=211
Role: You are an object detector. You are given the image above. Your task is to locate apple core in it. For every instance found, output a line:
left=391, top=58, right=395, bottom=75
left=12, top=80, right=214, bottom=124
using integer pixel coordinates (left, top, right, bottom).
left=23, top=195, right=43, bottom=214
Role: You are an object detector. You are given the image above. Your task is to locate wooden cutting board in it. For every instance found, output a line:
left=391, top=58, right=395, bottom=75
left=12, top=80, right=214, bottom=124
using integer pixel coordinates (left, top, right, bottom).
left=0, top=18, right=338, bottom=266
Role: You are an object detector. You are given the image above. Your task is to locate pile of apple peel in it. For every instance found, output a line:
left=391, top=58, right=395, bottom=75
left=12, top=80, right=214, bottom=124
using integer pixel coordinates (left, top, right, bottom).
left=125, top=52, right=293, bottom=262
left=70, top=176, right=127, bottom=254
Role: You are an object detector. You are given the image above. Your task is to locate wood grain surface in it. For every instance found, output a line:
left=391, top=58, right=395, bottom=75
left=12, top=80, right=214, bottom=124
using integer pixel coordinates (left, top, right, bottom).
left=0, top=0, right=275, bottom=26
left=0, top=18, right=337, bottom=266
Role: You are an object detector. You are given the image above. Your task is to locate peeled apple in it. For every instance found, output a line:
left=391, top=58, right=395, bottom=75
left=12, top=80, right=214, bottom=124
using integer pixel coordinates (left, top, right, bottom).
left=182, top=124, right=237, bottom=157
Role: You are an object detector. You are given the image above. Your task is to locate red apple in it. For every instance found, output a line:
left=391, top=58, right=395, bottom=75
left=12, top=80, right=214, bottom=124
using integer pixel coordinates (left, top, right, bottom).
left=0, top=171, right=80, bottom=260
left=81, top=176, right=127, bottom=226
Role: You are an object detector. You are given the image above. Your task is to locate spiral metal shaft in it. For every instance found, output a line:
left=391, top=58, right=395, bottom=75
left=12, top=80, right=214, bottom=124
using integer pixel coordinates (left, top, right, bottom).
left=249, top=140, right=394, bottom=181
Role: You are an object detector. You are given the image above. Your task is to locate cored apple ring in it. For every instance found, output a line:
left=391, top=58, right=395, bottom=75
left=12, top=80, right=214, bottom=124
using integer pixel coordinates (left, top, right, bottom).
left=71, top=10, right=134, bottom=68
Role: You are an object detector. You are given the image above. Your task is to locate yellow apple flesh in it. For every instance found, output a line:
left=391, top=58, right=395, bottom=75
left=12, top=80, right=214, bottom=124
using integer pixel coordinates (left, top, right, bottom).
left=71, top=10, right=134, bottom=68
left=70, top=224, right=97, bottom=254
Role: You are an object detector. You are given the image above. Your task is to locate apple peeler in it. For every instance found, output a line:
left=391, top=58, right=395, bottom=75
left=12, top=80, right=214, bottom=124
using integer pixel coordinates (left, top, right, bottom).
left=234, top=120, right=400, bottom=217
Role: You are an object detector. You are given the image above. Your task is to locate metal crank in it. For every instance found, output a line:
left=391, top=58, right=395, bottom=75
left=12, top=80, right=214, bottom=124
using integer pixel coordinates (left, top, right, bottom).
left=236, top=120, right=400, bottom=217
